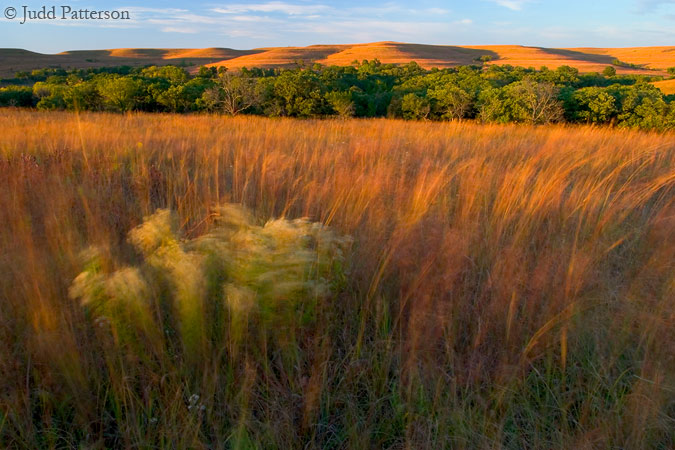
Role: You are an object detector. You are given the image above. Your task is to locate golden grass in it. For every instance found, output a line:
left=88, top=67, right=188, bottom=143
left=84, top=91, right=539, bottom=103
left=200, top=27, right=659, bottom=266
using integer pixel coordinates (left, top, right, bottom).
left=99, top=48, right=253, bottom=60
left=0, top=109, right=673, bottom=448
left=572, top=46, right=675, bottom=69
left=473, top=45, right=675, bottom=73
left=653, top=78, right=675, bottom=95
left=316, top=42, right=488, bottom=68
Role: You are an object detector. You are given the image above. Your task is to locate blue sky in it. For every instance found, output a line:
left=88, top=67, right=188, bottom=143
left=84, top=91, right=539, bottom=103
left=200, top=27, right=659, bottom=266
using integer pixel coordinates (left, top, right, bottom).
left=0, top=0, right=674, bottom=53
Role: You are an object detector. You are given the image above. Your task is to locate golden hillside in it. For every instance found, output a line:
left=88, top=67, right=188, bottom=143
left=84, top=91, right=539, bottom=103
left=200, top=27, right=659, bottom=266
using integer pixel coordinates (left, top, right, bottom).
left=652, top=78, right=675, bottom=95
left=210, top=42, right=674, bottom=74
left=0, top=47, right=256, bottom=77
left=2, top=42, right=674, bottom=77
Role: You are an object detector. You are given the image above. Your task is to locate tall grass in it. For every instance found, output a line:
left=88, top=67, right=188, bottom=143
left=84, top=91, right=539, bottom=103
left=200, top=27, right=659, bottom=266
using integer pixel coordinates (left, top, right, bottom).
left=0, top=109, right=673, bottom=448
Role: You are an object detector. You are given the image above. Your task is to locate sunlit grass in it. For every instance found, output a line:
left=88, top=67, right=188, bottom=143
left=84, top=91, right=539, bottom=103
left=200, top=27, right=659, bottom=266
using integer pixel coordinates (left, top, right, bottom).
left=0, top=109, right=673, bottom=448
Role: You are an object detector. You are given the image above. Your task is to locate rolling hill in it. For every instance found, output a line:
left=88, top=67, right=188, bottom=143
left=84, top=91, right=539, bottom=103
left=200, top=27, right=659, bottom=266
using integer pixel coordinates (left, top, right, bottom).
left=1, top=42, right=674, bottom=79
left=0, top=47, right=258, bottom=78
left=204, top=42, right=675, bottom=75
left=651, top=78, right=675, bottom=95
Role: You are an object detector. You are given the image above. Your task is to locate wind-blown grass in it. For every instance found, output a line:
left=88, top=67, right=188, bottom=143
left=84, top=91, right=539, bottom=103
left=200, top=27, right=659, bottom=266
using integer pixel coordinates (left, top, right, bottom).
left=0, top=109, right=673, bottom=448
left=70, top=204, right=350, bottom=369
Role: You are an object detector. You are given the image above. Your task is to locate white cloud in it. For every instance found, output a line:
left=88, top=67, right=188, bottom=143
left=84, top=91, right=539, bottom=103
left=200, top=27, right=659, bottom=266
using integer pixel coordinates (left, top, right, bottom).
left=212, top=2, right=330, bottom=15
left=120, top=7, right=189, bottom=14
left=229, top=15, right=281, bottom=23
left=146, top=12, right=225, bottom=26
left=347, top=5, right=450, bottom=16
left=426, top=8, right=451, bottom=15
left=161, top=26, right=199, bottom=34
left=490, top=0, right=531, bottom=11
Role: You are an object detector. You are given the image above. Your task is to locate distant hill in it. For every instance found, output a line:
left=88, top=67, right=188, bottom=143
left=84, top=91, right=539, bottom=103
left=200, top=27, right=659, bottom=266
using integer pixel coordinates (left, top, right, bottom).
left=0, top=47, right=257, bottom=78
left=651, top=78, right=675, bottom=95
left=2, top=42, right=674, bottom=79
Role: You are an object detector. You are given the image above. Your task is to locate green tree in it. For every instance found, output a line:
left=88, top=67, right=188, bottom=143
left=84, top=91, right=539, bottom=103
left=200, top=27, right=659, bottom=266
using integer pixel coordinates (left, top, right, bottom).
left=572, top=87, right=618, bottom=124
left=553, top=65, right=580, bottom=85
left=272, top=70, right=326, bottom=117
left=325, top=91, right=355, bottom=118
left=154, top=79, right=210, bottom=113
left=616, top=84, right=667, bottom=129
left=0, top=86, right=34, bottom=107
left=664, top=103, right=675, bottom=129
left=141, top=66, right=190, bottom=85
left=603, top=66, right=617, bottom=77
left=507, top=79, right=564, bottom=124
left=33, top=82, right=68, bottom=110
left=202, top=72, right=259, bottom=116
left=401, top=93, right=430, bottom=120
left=477, top=87, right=514, bottom=123
left=197, top=66, right=218, bottom=79
left=65, top=81, right=102, bottom=110
left=97, top=76, right=145, bottom=111
left=428, top=85, right=473, bottom=120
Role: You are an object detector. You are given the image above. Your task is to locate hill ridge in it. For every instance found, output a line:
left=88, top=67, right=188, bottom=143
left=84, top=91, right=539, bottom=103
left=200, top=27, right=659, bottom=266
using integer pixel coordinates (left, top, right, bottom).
left=1, top=42, right=674, bottom=78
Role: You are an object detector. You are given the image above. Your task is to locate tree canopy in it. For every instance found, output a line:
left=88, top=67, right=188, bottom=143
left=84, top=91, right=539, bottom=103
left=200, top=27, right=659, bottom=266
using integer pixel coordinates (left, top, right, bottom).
left=1, top=62, right=673, bottom=130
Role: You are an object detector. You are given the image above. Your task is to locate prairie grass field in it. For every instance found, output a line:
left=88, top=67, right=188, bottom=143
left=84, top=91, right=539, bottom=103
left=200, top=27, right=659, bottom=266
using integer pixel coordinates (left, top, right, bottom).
left=0, top=109, right=673, bottom=448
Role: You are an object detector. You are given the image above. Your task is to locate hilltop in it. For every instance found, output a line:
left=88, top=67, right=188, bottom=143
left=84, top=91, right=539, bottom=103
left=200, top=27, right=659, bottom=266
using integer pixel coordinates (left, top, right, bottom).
left=2, top=42, right=675, bottom=79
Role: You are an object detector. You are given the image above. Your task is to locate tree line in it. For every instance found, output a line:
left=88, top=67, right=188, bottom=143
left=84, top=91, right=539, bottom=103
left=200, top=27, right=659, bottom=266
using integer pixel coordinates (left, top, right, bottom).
left=1, top=61, right=675, bottom=130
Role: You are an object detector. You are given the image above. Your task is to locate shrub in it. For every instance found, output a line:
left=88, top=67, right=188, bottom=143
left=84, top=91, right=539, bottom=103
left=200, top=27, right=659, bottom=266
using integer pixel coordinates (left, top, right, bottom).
left=0, top=86, right=34, bottom=107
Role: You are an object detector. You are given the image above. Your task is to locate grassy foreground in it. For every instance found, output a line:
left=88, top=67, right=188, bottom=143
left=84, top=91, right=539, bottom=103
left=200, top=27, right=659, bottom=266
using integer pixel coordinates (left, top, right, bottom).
left=0, top=109, right=673, bottom=449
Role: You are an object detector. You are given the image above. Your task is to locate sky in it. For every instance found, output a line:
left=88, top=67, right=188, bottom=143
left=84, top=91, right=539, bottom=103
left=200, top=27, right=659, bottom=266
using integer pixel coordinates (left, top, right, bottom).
left=0, top=0, right=674, bottom=53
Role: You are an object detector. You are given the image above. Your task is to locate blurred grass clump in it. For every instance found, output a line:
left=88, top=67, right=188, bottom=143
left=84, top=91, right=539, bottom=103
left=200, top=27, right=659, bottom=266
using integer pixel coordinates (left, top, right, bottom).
left=70, top=204, right=351, bottom=366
